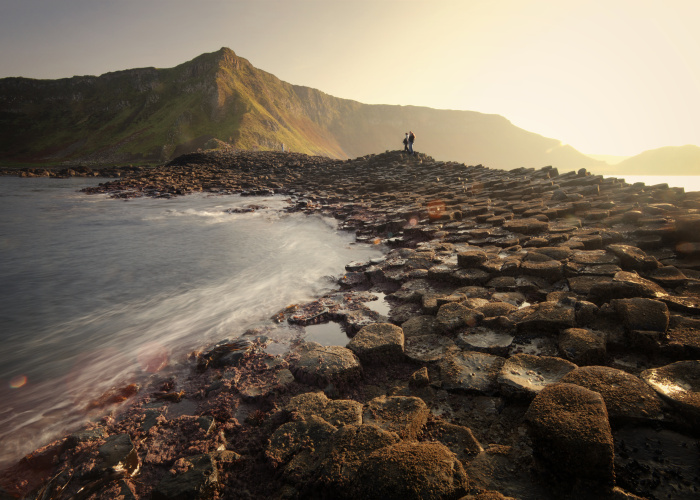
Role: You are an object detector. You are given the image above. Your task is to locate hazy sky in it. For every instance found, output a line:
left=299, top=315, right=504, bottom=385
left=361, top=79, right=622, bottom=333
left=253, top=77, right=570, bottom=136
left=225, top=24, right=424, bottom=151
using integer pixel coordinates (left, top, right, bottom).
left=1, top=0, right=698, bottom=157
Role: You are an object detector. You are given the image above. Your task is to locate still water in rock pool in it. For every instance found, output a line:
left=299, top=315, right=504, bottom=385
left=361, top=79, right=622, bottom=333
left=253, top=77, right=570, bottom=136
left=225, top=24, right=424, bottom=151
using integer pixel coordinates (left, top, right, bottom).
left=0, top=177, right=383, bottom=466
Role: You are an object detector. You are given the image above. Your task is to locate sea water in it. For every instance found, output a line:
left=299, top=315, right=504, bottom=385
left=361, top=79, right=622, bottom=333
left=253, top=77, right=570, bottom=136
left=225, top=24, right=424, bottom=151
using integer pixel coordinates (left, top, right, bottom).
left=0, top=177, right=383, bottom=467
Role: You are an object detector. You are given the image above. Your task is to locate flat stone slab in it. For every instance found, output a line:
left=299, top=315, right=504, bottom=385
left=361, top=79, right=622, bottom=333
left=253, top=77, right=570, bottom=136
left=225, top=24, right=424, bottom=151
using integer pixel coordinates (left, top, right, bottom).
left=588, top=271, right=668, bottom=303
left=525, top=383, right=614, bottom=485
left=346, top=323, right=404, bottom=365
left=284, top=392, right=363, bottom=427
left=362, top=395, right=429, bottom=440
left=289, top=341, right=362, bottom=387
left=457, top=327, right=514, bottom=356
left=439, top=350, right=505, bottom=394
left=562, top=366, right=667, bottom=425
left=498, top=354, right=577, bottom=400
left=641, top=360, right=700, bottom=426
left=404, top=334, right=456, bottom=363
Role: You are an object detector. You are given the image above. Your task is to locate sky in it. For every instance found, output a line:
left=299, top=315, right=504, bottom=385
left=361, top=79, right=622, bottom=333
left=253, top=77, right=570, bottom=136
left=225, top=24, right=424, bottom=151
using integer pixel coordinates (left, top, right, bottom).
left=0, top=0, right=698, bottom=157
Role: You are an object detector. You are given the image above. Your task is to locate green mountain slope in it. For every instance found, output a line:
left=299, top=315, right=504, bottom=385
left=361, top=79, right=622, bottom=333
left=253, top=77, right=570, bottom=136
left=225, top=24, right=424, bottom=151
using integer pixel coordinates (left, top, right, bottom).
left=0, top=47, right=602, bottom=170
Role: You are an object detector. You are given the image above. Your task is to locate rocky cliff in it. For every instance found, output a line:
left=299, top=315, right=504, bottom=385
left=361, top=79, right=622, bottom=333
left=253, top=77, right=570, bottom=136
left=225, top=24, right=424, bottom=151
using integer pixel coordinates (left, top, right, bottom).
left=0, top=48, right=602, bottom=170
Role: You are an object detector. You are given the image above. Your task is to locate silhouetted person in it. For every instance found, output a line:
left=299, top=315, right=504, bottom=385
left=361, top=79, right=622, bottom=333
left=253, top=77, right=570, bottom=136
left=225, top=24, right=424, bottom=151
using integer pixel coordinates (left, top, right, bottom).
left=403, top=133, right=409, bottom=152
left=408, top=131, right=415, bottom=155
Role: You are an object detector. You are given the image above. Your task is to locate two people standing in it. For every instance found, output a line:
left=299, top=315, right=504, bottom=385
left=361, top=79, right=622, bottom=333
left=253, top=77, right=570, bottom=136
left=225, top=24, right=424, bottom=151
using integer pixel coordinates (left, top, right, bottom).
left=402, top=131, right=416, bottom=155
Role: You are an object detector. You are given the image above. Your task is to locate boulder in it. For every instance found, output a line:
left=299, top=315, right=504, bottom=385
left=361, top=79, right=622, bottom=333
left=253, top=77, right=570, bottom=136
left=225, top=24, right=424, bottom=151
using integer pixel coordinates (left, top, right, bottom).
left=439, top=350, right=505, bottom=394
left=498, top=354, right=577, bottom=400
left=353, top=441, right=469, bottom=500
left=362, top=396, right=429, bottom=439
left=558, top=328, right=606, bottom=365
left=525, top=383, right=615, bottom=485
left=641, top=360, right=700, bottom=425
left=98, top=433, right=139, bottom=476
left=347, top=323, right=404, bottom=365
left=561, top=366, right=667, bottom=425
left=289, top=342, right=362, bottom=387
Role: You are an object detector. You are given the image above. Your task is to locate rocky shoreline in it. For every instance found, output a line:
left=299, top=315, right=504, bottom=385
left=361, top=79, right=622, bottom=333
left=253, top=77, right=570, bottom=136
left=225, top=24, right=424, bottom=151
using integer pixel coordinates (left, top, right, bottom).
left=2, top=150, right=700, bottom=499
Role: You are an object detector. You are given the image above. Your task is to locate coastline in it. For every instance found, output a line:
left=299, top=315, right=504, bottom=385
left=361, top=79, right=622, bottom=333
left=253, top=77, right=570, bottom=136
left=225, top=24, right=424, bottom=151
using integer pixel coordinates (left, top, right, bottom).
left=2, top=150, right=700, bottom=499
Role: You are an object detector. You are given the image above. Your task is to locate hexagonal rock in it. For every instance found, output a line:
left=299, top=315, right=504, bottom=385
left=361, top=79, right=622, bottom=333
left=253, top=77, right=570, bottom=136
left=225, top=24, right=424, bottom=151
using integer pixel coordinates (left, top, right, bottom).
left=353, top=441, right=469, bottom=500
left=558, top=328, right=606, bottom=365
left=153, top=453, right=218, bottom=500
left=457, top=249, right=489, bottom=268
left=519, top=259, right=564, bottom=282
left=266, top=415, right=338, bottom=467
left=346, top=323, right=404, bottom=365
left=401, top=315, right=440, bottom=338
left=607, top=244, right=661, bottom=271
left=571, top=250, right=620, bottom=265
left=525, top=383, right=615, bottom=485
left=561, top=366, right=667, bottom=426
left=439, top=350, right=506, bottom=394
left=510, top=302, right=575, bottom=335
left=362, top=395, right=429, bottom=440
left=641, top=360, right=700, bottom=426
left=289, top=342, right=362, bottom=388
left=675, top=214, right=700, bottom=242
left=429, top=421, right=483, bottom=461
left=611, top=298, right=669, bottom=332
left=478, top=301, right=517, bottom=318
left=284, top=392, right=363, bottom=427
left=436, top=302, right=483, bottom=332
left=588, top=271, right=667, bottom=303
left=404, top=334, right=456, bottom=363
left=498, top=354, right=577, bottom=400
left=503, top=218, right=549, bottom=235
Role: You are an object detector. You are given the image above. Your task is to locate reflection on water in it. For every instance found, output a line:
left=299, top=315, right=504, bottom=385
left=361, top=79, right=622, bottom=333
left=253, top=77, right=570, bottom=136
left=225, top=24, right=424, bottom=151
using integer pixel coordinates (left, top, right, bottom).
left=0, top=177, right=383, bottom=467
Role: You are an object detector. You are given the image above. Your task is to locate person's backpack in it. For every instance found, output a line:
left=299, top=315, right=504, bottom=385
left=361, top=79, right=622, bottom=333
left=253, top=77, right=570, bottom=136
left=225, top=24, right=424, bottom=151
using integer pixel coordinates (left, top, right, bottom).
left=409, top=132, right=415, bottom=142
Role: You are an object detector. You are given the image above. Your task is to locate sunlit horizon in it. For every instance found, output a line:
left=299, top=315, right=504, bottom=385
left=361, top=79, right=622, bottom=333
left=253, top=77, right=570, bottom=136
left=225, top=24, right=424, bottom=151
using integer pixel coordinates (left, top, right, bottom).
left=1, top=0, right=698, bottom=158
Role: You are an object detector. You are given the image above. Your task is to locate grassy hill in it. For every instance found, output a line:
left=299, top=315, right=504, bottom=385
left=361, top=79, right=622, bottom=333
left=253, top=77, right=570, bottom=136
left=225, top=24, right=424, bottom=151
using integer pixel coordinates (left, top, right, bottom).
left=0, top=47, right=603, bottom=170
left=601, top=145, right=700, bottom=176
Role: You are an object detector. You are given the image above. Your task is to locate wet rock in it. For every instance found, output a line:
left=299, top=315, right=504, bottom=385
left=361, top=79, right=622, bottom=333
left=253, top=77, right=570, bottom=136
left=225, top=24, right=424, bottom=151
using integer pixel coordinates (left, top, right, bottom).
left=646, top=265, right=688, bottom=288
left=641, top=360, right=700, bottom=425
left=353, top=441, right=469, bottom=500
left=289, top=342, right=362, bottom=388
left=284, top=392, right=363, bottom=427
left=558, top=328, right=606, bottom=365
left=498, top=354, right=577, bottom=400
left=98, top=433, right=139, bottom=476
left=588, top=271, right=667, bottom=303
left=613, top=427, right=700, bottom=500
left=525, top=383, right=615, bottom=485
left=561, top=366, right=667, bottom=425
left=611, top=297, right=670, bottom=332
left=346, top=323, right=404, bottom=365
left=664, top=315, right=700, bottom=359
left=457, top=249, right=489, bottom=267
left=363, top=395, right=429, bottom=439
left=153, top=453, right=218, bottom=500
left=436, top=302, right=483, bottom=332
left=400, top=315, right=440, bottom=338
left=439, top=350, right=505, bottom=394
left=404, top=334, right=456, bottom=363
left=520, top=257, right=564, bottom=282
